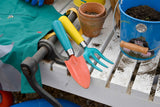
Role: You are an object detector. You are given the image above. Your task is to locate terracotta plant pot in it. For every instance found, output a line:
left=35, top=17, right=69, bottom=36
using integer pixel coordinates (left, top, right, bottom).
left=44, top=0, right=54, bottom=4
left=78, top=2, right=107, bottom=37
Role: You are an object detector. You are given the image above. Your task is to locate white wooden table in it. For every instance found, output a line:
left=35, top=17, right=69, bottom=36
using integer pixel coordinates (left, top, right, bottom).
left=40, top=0, right=160, bottom=106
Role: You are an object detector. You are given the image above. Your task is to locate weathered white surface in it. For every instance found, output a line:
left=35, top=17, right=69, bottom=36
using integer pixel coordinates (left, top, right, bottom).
left=40, top=0, right=160, bottom=107
left=53, top=0, right=72, bottom=12
left=88, top=12, right=115, bottom=71
left=110, top=55, right=137, bottom=92
left=41, top=63, right=160, bottom=107
left=155, top=76, right=160, bottom=103
left=91, top=29, right=120, bottom=81
left=131, top=52, right=160, bottom=99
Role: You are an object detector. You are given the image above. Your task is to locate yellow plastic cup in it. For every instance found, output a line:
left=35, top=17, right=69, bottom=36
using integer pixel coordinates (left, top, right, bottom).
left=73, top=0, right=106, bottom=7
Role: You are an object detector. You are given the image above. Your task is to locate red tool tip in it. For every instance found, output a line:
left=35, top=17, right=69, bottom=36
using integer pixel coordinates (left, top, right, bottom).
left=65, top=55, right=90, bottom=88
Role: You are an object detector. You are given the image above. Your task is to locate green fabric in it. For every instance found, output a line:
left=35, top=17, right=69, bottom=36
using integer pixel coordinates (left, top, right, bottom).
left=0, top=0, right=62, bottom=93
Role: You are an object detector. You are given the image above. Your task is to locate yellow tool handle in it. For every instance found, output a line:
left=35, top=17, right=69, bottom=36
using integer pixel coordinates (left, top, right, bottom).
left=58, top=16, right=84, bottom=45
left=43, top=32, right=56, bottom=39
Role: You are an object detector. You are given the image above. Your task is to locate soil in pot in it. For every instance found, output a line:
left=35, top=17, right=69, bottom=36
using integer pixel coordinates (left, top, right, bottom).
left=85, top=12, right=98, bottom=15
left=121, top=5, right=160, bottom=59
left=125, top=5, right=160, bottom=21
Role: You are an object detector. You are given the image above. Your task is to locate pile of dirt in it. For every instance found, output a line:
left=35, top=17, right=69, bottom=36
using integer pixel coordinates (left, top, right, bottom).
left=125, top=5, right=160, bottom=21
left=12, top=85, right=110, bottom=107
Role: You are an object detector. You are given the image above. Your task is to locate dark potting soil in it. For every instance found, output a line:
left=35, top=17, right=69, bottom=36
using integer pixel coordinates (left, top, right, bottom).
left=85, top=11, right=98, bottom=15
left=125, top=5, right=160, bottom=21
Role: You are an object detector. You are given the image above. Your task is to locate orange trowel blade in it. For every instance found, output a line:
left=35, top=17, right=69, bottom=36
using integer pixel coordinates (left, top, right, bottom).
left=65, top=55, right=90, bottom=88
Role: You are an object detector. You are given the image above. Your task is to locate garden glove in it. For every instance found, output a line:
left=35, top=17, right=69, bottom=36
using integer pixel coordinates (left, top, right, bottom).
left=25, top=0, right=44, bottom=6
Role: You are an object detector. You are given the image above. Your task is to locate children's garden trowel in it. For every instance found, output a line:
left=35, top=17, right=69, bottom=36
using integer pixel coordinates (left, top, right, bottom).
left=59, top=16, right=114, bottom=72
left=52, top=20, right=90, bottom=89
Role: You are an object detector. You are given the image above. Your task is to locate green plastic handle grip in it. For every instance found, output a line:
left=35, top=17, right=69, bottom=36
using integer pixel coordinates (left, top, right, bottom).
left=52, top=20, right=73, bottom=52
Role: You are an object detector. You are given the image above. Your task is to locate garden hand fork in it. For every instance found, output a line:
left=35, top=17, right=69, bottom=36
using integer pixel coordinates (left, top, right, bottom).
left=59, top=16, right=114, bottom=71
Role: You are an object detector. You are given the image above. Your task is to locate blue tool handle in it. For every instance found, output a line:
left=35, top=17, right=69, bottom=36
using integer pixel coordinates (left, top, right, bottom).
left=52, top=20, right=73, bottom=51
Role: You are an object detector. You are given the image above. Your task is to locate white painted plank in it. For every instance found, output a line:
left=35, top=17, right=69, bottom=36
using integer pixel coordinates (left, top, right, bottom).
left=153, top=58, right=160, bottom=103
left=155, top=76, right=160, bottom=103
left=89, top=7, right=119, bottom=82
left=84, top=1, right=114, bottom=73
left=86, top=11, right=114, bottom=72
left=137, top=52, right=160, bottom=74
left=105, top=30, right=137, bottom=92
left=131, top=52, right=160, bottom=99
left=91, top=30, right=120, bottom=80
left=105, top=0, right=111, bottom=10
left=60, top=1, right=76, bottom=15
left=53, top=0, right=72, bottom=12
left=131, top=74, right=154, bottom=98
left=110, top=55, right=137, bottom=93
left=40, top=61, right=69, bottom=85
left=40, top=65, right=160, bottom=107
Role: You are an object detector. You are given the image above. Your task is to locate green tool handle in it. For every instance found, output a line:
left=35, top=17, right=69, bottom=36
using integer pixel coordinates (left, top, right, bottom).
left=52, top=20, right=73, bottom=54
